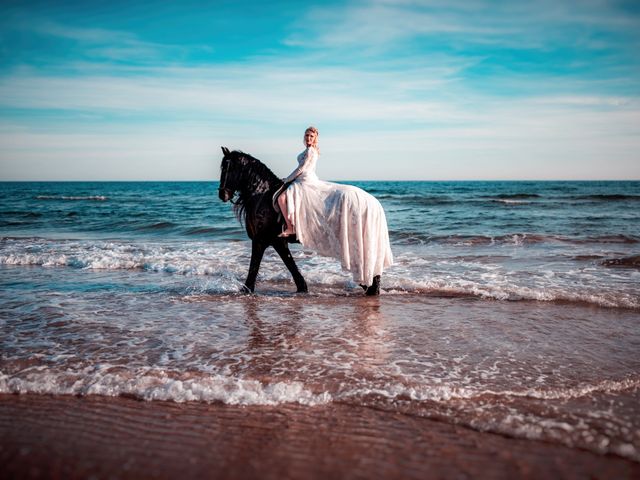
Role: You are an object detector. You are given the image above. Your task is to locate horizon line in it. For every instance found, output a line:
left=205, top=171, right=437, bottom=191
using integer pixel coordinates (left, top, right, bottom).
left=2, top=179, right=639, bottom=183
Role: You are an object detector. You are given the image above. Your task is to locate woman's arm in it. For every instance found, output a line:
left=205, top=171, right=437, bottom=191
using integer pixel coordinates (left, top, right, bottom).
left=283, top=147, right=317, bottom=183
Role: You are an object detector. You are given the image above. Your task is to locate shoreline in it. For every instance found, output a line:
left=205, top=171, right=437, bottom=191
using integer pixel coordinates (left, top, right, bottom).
left=1, top=393, right=639, bottom=479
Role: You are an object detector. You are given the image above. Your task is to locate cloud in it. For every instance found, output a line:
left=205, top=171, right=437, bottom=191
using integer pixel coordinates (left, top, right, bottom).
left=0, top=2, right=638, bottom=180
left=286, top=0, right=640, bottom=53
left=3, top=101, right=638, bottom=181
left=33, top=20, right=137, bottom=44
left=9, top=17, right=206, bottom=63
left=1, top=59, right=637, bottom=129
left=2, top=71, right=638, bottom=181
left=0, top=62, right=470, bottom=129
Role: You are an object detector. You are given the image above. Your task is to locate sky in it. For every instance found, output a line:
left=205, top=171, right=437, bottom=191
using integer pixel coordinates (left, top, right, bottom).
left=0, top=0, right=639, bottom=181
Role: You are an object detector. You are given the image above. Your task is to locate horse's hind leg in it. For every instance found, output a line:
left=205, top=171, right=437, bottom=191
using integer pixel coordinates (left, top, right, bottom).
left=243, top=241, right=267, bottom=293
left=365, top=275, right=381, bottom=296
left=272, top=239, right=308, bottom=293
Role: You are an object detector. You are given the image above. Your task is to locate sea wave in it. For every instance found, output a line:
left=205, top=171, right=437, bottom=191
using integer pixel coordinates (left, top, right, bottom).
left=378, top=192, right=640, bottom=205
left=574, top=194, right=640, bottom=201
left=390, top=233, right=639, bottom=246
left=36, top=195, right=108, bottom=201
left=136, top=221, right=179, bottom=231
left=341, top=376, right=640, bottom=404
left=491, top=199, right=532, bottom=205
left=1, top=237, right=638, bottom=309
left=338, top=378, right=640, bottom=462
left=389, top=233, right=550, bottom=246
left=0, top=241, right=247, bottom=289
left=377, top=194, right=455, bottom=205
left=382, top=278, right=640, bottom=310
left=4, top=366, right=635, bottom=409
left=0, top=368, right=331, bottom=406
left=601, top=255, right=640, bottom=268
left=2, top=367, right=637, bottom=461
left=0, top=211, right=43, bottom=218
left=491, top=193, right=541, bottom=199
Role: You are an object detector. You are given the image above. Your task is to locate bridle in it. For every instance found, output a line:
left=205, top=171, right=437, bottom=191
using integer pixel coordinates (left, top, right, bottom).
left=219, top=157, right=238, bottom=204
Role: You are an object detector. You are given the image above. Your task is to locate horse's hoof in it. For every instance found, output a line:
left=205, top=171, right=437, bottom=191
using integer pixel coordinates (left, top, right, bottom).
left=364, top=275, right=381, bottom=296
left=240, top=284, right=253, bottom=294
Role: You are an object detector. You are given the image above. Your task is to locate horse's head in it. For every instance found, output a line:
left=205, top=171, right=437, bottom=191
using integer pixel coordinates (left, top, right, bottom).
left=218, top=146, right=247, bottom=202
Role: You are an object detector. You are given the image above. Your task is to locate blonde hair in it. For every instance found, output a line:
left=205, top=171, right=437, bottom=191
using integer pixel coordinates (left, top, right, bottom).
left=304, top=126, right=319, bottom=152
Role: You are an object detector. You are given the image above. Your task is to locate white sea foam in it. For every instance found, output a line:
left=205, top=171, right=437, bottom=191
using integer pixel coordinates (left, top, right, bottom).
left=5, top=364, right=635, bottom=408
left=36, top=195, right=108, bottom=201
left=493, top=199, right=531, bottom=205
left=0, top=239, right=248, bottom=278
left=2, top=369, right=637, bottom=461
left=381, top=272, right=640, bottom=309
left=0, top=369, right=472, bottom=407
left=1, top=237, right=638, bottom=308
left=340, top=376, right=640, bottom=404
left=0, top=368, right=331, bottom=406
left=504, top=377, right=640, bottom=400
left=335, top=379, right=640, bottom=462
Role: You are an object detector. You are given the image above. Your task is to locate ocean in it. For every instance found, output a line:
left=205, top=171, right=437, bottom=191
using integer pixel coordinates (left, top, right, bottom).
left=1, top=180, right=639, bottom=461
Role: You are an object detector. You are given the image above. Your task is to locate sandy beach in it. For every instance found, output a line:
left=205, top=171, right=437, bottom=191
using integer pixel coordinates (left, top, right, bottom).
left=1, top=393, right=638, bottom=479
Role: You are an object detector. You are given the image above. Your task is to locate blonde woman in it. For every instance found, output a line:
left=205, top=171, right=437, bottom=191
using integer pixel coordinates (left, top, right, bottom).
left=275, top=126, right=393, bottom=291
left=277, top=126, right=319, bottom=236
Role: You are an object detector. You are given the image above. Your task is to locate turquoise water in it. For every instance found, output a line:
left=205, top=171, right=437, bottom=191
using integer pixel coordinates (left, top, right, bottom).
left=1, top=180, right=638, bottom=306
left=1, top=180, right=639, bottom=461
left=2, top=180, right=639, bottom=242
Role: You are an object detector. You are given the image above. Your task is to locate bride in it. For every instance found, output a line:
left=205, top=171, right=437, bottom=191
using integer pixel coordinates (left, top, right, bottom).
left=275, top=126, right=393, bottom=289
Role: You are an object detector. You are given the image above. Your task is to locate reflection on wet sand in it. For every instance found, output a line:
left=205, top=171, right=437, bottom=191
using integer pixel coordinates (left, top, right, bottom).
left=238, top=295, right=392, bottom=389
left=240, top=297, right=303, bottom=380
left=342, top=297, right=391, bottom=374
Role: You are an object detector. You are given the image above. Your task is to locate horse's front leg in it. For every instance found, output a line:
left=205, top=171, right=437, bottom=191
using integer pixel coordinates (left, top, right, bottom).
left=272, top=239, right=308, bottom=293
left=242, top=240, right=267, bottom=293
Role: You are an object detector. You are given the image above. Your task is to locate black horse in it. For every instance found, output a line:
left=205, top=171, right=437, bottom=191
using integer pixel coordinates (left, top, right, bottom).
left=218, top=147, right=380, bottom=295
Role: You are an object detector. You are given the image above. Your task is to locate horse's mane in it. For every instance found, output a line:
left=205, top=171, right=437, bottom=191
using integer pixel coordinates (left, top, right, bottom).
left=230, top=151, right=283, bottom=223
left=234, top=151, right=280, bottom=184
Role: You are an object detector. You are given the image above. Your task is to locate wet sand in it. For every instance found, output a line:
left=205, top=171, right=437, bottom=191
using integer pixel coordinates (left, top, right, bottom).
left=1, top=393, right=638, bottom=479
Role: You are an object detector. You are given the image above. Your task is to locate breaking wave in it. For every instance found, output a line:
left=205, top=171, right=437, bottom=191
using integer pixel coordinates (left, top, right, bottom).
left=2, top=368, right=637, bottom=461
left=0, top=369, right=330, bottom=406
left=36, top=195, right=108, bottom=201
left=1, top=237, right=638, bottom=309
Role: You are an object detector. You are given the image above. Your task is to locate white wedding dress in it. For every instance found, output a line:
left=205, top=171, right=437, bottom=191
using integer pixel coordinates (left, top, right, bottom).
left=277, top=146, right=393, bottom=286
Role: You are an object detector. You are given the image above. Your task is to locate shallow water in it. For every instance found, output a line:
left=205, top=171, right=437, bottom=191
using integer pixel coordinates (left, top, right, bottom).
left=1, top=180, right=639, bottom=461
left=1, top=181, right=639, bottom=307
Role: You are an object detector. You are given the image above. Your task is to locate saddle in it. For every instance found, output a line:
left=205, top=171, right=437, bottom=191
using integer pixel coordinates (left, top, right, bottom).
left=272, top=181, right=299, bottom=242
left=272, top=181, right=292, bottom=214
